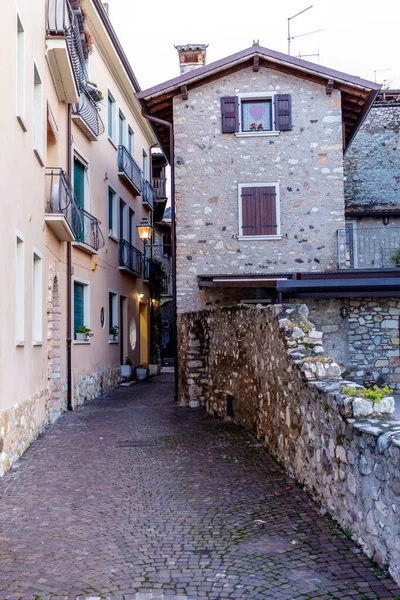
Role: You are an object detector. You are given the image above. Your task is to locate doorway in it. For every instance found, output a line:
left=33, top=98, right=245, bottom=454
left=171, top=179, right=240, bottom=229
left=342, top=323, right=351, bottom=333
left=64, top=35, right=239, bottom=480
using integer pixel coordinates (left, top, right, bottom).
left=139, top=302, right=148, bottom=365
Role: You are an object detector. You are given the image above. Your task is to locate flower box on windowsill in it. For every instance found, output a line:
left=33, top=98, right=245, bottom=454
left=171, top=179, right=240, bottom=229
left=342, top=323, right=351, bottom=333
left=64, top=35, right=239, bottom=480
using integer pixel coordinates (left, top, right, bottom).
left=87, top=83, right=103, bottom=103
left=76, top=332, right=89, bottom=341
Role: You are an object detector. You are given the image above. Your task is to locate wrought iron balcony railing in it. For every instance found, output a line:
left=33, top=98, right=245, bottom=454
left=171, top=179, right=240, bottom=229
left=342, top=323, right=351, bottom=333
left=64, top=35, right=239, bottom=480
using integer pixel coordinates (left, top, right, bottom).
left=119, top=240, right=143, bottom=276
left=72, top=88, right=105, bottom=139
left=142, top=179, right=156, bottom=210
left=338, top=226, right=400, bottom=269
left=45, top=167, right=104, bottom=251
left=45, top=167, right=77, bottom=239
left=151, top=177, right=167, bottom=199
left=46, top=0, right=88, bottom=91
left=118, top=146, right=142, bottom=195
left=73, top=206, right=105, bottom=252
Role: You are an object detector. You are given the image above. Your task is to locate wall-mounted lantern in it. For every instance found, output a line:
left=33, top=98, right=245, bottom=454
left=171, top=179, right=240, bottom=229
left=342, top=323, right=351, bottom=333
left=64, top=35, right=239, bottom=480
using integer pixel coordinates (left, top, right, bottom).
left=137, top=217, right=152, bottom=241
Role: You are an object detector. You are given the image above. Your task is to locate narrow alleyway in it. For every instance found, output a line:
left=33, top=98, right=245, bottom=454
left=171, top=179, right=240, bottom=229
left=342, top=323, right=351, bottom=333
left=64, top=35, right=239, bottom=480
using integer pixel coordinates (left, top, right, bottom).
left=0, top=374, right=399, bottom=600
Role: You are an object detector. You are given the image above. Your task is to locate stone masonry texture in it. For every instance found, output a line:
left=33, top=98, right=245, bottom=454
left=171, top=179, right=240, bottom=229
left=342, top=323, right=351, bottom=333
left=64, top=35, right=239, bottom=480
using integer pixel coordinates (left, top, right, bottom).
left=344, top=102, right=400, bottom=207
left=174, top=66, right=345, bottom=313
left=178, top=305, right=400, bottom=585
left=0, top=373, right=400, bottom=599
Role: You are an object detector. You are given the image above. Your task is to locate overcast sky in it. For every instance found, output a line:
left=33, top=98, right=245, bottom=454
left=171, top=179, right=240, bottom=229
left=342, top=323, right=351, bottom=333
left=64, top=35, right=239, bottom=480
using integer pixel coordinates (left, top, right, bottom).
left=106, top=0, right=399, bottom=92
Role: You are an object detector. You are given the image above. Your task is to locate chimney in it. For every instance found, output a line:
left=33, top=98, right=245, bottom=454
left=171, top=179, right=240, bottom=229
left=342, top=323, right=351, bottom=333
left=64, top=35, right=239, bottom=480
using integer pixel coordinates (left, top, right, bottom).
left=175, top=44, right=208, bottom=75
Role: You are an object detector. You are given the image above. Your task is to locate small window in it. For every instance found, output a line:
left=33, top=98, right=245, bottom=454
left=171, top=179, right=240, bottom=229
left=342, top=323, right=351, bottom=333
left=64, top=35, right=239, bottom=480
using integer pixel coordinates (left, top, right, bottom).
left=221, top=94, right=292, bottom=134
left=108, top=187, right=117, bottom=238
left=142, top=150, right=148, bottom=180
left=162, top=232, right=171, bottom=257
left=33, top=63, right=43, bottom=160
left=73, top=280, right=90, bottom=340
left=32, top=250, right=43, bottom=344
left=119, top=198, right=126, bottom=241
left=108, top=291, right=118, bottom=341
left=128, top=126, right=134, bottom=156
left=108, top=91, right=116, bottom=141
left=119, top=110, right=126, bottom=147
left=15, top=233, right=25, bottom=344
left=16, top=14, right=25, bottom=126
left=238, top=183, right=280, bottom=240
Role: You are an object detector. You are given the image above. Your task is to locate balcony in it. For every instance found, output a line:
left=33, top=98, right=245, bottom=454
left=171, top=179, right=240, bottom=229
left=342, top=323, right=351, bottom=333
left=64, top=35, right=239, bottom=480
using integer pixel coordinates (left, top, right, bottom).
left=44, top=167, right=104, bottom=252
left=45, top=167, right=77, bottom=241
left=118, top=240, right=143, bottom=277
left=152, top=177, right=167, bottom=199
left=118, top=146, right=142, bottom=195
left=72, top=207, right=105, bottom=254
left=46, top=0, right=87, bottom=103
left=338, top=227, right=400, bottom=269
left=142, top=179, right=156, bottom=210
left=72, top=88, right=105, bottom=141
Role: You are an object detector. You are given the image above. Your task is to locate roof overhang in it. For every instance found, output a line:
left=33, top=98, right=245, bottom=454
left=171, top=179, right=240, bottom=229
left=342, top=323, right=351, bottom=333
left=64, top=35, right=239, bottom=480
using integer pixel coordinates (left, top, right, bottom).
left=137, top=44, right=381, bottom=161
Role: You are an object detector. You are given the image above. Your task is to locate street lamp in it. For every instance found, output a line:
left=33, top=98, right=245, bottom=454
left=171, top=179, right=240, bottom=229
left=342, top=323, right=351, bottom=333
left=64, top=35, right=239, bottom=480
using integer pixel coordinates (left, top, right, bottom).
left=137, top=216, right=152, bottom=241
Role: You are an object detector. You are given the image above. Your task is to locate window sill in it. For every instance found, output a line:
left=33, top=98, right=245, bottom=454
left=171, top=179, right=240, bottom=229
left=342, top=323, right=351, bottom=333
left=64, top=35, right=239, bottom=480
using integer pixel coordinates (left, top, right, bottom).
left=238, top=235, right=283, bottom=241
left=108, top=339, right=119, bottom=344
left=74, top=340, right=91, bottom=345
left=235, top=131, right=280, bottom=138
left=15, top=340, right=26, bottom=347
left=108, top=136, right=118, bottom=151
left=108, top=233, right=119, bottom=243
left=17, top=115, right=27, bottom=132
left=33, top=147, right=45, bottom=167
left=33, top=341, right=43, bottom=346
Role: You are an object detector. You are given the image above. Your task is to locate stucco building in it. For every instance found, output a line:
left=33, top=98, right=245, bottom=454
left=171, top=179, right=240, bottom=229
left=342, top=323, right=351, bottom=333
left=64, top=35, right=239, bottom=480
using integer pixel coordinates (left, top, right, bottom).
left=0, top=0, right=165, bottom=476
left=138, top=44, right=400, bottom=390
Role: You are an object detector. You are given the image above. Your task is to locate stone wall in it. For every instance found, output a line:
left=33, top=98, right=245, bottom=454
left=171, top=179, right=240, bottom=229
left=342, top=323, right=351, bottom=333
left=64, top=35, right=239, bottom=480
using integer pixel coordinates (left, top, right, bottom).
left=74, top=368, right=120, bottom=406
left=178, top=304, right=400, bottom=585
left=174, top=66, right=345, bottom=313
left=345, top=102, right=400, bottom=207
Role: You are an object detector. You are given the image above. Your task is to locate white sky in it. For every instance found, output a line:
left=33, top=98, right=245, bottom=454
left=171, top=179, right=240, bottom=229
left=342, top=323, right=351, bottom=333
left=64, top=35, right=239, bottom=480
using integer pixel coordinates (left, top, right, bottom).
left=107, top=0, right=399, bottom=91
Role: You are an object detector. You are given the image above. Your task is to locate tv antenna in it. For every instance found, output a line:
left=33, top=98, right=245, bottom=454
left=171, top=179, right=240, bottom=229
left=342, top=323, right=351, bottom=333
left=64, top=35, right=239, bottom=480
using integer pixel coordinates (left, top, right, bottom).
left=287, top=5, right=324, bottom=56
left=374, top=68, right=391, bottom=83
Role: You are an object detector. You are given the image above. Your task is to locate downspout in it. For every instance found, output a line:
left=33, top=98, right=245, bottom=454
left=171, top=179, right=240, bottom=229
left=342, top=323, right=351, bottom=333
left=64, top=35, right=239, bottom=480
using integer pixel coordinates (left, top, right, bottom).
left=67, top=104, right=73, bottom=411
left=141, top=110, right=178, bottom=401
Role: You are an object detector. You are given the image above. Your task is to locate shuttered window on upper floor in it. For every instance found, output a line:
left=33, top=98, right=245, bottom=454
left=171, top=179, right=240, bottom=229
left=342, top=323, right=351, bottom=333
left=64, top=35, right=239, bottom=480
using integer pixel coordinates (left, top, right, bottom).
left=221, top=94, right=292, bottom=134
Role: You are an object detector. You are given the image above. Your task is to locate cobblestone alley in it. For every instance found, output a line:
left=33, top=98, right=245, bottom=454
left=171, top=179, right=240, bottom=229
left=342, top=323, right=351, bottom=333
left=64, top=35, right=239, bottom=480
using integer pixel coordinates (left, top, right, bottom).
left=0, top=373, right=399, bottom=600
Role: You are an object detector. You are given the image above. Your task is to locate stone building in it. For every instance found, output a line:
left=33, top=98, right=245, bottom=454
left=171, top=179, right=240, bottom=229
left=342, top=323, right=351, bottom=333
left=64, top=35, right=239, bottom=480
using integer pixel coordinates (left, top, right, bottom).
left=0, top=0, right=166, bottom=476
left=138, top=44, right=400, bottom=389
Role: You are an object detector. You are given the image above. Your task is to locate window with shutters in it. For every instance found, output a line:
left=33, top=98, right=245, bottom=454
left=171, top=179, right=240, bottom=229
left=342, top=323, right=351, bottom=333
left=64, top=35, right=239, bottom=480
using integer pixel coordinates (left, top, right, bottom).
left=238, top=183, right=281, bottom=240
left=108, top=187, right=118, bottom=239
left=221, top=93, right=292, bottom=136
left=73, top=279, right=90, bottom=342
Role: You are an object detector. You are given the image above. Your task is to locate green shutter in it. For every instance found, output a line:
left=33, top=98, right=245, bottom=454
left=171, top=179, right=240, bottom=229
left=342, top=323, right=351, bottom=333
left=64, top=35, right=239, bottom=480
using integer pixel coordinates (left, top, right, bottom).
left=74, top=159, right=85, bottom=209
left=74, top=283, right=84, bottom=336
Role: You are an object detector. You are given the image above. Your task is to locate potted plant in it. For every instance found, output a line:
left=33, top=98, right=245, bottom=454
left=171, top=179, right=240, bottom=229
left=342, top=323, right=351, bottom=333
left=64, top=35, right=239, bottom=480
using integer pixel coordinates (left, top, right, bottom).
left=121, top=356, right=132, bottom=378
left=87, top=82, right=103, bottom=103
left=136, top=364, right=148, bottom=381
left=391, top=249, right=400, bottom=266
left=249, top=122, right=257, bottom=131
left=76, top=325, right=93, bottom=341
left=109, top=325, right=119, bottom=340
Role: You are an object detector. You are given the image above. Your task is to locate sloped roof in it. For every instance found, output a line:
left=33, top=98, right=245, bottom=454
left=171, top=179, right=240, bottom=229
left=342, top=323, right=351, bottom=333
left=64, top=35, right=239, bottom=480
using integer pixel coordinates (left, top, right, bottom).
left=137, top=43, right=381, bottom=160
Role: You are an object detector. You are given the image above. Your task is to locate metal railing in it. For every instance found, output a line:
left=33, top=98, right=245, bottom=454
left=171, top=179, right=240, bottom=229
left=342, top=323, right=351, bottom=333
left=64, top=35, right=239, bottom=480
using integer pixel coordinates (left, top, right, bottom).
left=119, top=240, right=143, bottom=276
left=142, top=179, right=156, bottom=210
left=337, top=227, right=400, bottom=269
left=46, top=0, right=88, bottom=91
left=72, top=88, right=105, bottom=138
left=118, top=146, right=142, bottom=194
left=45, top=167, right=77, bottom=234
left=152, top=177, right=167, bottom=199
left=73, top=206, right=105, bottom=251
left=45, top=167, right=104, bottom=252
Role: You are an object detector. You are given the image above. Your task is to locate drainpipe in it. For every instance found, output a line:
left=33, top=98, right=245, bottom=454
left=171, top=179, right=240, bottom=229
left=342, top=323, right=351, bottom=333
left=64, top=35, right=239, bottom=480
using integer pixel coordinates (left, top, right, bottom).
left=67, top=104, right=73, bottom=411
left=141, top=110, right=178, bottom=401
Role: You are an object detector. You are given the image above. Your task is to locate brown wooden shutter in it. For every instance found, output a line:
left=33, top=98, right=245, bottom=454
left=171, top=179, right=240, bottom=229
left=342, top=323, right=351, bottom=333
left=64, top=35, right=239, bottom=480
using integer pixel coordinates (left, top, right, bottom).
left=221, top=96, right=239, bottom=133
left=275, top=94, right=292, bottom=131
left=241, top=186, right=277, bottom=236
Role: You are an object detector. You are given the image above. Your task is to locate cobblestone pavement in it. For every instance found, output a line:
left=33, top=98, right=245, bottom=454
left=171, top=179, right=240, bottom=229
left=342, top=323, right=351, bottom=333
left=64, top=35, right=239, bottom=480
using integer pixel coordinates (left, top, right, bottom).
left=1, top=373, right=400, bottom=600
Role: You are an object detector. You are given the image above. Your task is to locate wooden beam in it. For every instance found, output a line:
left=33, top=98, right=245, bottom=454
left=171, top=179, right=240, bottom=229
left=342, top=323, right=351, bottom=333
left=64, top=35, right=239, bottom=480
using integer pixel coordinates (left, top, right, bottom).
left=253, top=55, right=260, bottom=72
left=326, top=79, right=334, bottom=95
left=180, top=85, right=188, bottom=100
